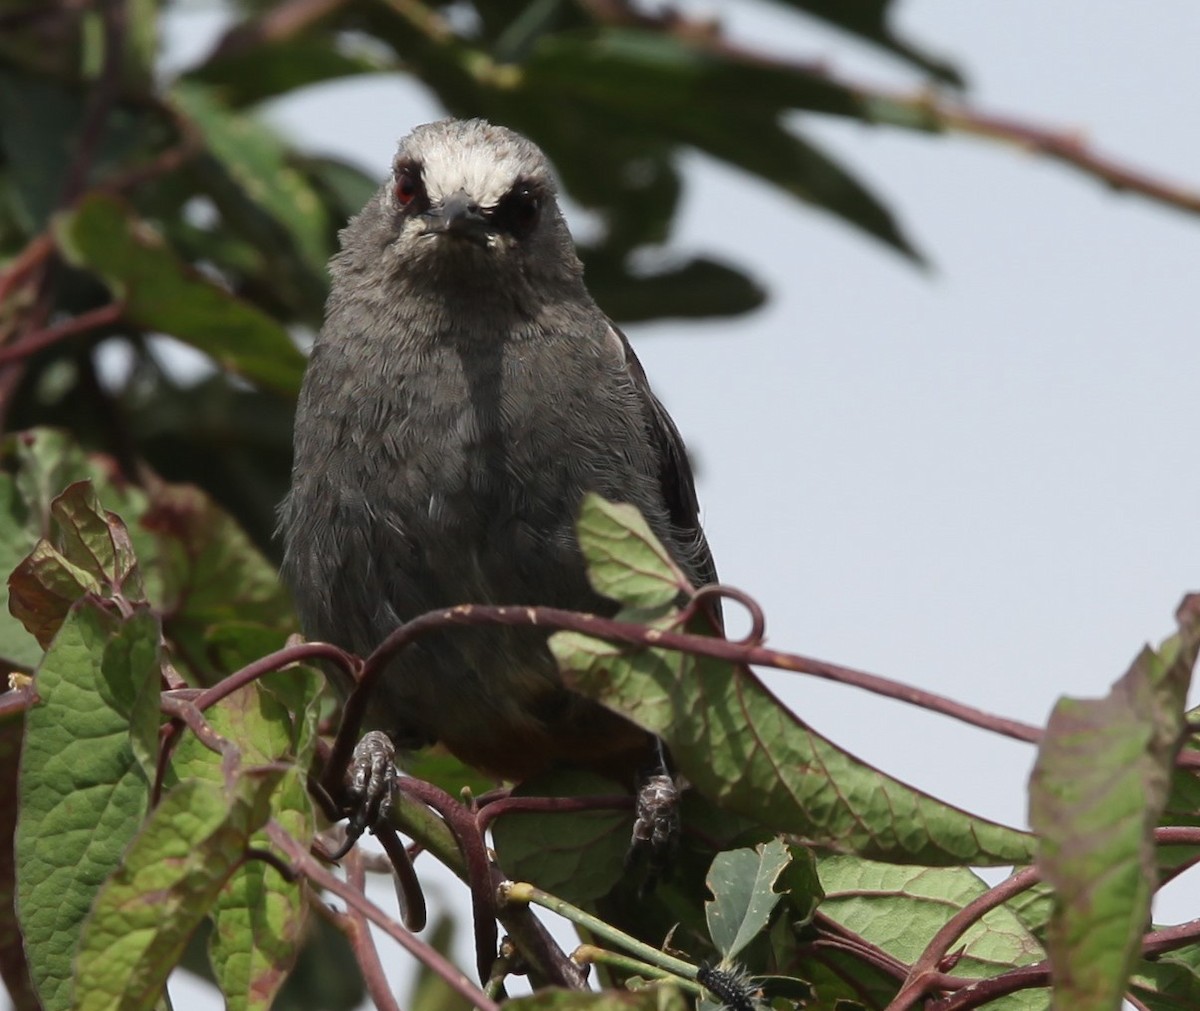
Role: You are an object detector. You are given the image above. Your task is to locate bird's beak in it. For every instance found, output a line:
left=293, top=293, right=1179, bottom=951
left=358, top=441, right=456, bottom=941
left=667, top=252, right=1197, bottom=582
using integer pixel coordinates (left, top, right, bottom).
left=422, top=189, right=491, bottom=245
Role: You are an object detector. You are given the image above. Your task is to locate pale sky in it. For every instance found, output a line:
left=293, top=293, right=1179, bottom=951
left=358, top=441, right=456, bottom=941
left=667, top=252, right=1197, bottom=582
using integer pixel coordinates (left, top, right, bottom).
left=161, top=1, right=1200, bottom=1005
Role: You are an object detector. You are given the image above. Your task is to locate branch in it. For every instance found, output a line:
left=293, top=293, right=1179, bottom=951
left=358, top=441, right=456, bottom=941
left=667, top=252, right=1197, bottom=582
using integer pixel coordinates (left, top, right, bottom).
left=343, top=848, right=404, bottom=1011
left=58, top=0, right=127, bottom=206
left=0, top=302, right=125, bottom=367
left=886, top=866, right=1041, bottom=1011
left=268, top=822, right=500, bottom=1011
left=582, top=0, right=1200, bottom=221
left=325, top=597, right=1042, bottom=789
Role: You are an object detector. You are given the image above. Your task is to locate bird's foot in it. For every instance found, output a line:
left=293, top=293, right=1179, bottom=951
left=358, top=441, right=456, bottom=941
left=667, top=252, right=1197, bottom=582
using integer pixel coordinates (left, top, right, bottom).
left=626, top=770, right=681, bottom=892
left=334, top=730, right=397, bottom=857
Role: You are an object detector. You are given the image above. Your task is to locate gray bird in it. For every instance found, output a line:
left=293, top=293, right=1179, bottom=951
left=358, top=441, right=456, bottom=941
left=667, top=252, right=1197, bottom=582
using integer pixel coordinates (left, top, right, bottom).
left=279, top=118, right=718, bottom=785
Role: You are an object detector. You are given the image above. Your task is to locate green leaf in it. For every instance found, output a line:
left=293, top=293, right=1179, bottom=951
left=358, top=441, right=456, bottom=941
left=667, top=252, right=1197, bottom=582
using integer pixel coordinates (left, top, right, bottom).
left=817, top=856, right=1045, bottom=998
left=298, top=155, right=381, bottom=222
left=9, top=479, right=147, bottom=648
left=187, top=36, right=387, bottom=107
left=774, top=0, right=963, bottom=85
left=142, top=481, right=296, bottom=683
left=1129, top=943, right=1200, bottom=1010
left=74, top=771, right=283, bottom=1011
left=0, top=474, right=45, bottom=668
left=583, top=254, right=766, bottom=324
left=16, top=601, right=160, bottom=1011
left=551, top=630, right=1034, bottom=866
left=522, top=30, right=923, bottom=260
left=167, top=670, right=320, bottom=1011
left=576, top=493, right=693, bottom=608
left=49, top=481, right=143, bottom=598
left=1028, top=596, right=1198, bottom=1011
left=210, top=768, right=312, bottom=1011
left=172, top=81, right=331, bottom=276
left=53, top=194, right=307, bottom=394
left=1, top=430, right=155, bottom=666
left=0, top=707, right=38, bottom=1011
left=0, top=71, right=150, bottom=230
left=704, top=839, right=791, bottom=962
left=490, top=769, right=632, bottom=904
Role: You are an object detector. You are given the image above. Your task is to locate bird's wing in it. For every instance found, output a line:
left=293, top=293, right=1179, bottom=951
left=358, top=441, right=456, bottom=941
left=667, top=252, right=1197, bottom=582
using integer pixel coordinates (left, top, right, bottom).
left=605, top=322, right=721, bottom=604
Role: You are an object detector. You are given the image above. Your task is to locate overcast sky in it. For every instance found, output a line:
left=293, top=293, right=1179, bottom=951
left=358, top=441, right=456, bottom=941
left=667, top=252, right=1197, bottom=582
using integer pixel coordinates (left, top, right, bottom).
left=163, top=1, right=1200, bottom=1004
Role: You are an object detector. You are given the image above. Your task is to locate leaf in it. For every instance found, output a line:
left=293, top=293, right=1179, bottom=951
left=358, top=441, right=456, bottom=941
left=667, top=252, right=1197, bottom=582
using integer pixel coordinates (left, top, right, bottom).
left=53, top=194, right=307, bottom=394
left=775, top=1, right=963, bottom=85
left=49, top=481, right=143, bottom=598
left=0, top=707, right=38, bottom=1011
left=0, top=474, right=45, bottom=668
left=1, top=431, right=154, bottom=666
left=187, top=36, right=388, bottom=107
left=0, top=70, right=150, bottom=230
left=817, top=856, right=1045, bottom=993
left=74, top=771, right=283, bottom=1011
left=1028, top=596, right=1198, bottom=1011
left=166, top=668, right=320, bottom=1011
left=16, top=601, right=160, bottom=1011
left=582, top=254, right=766, bottom=323
left=522, top=30, right=923, bottom=260
left=1129, top=943, right=1200, bottom=1011
left=8, top=540, right=102, bottom=648
left=490, top=769, right=632, bottom=904
left=142, top=481, right=296, bottom=683
left=576, top=493, right=693, bottom=608
left=9, top=480, right=147, bottom=648
left=551, top=631, right=1034, bottom=866
left=172, top=81, right=331, bottom=276
left=210, top=769, right=312, bottom=1011
left=704, top=839, right=791, bottom=962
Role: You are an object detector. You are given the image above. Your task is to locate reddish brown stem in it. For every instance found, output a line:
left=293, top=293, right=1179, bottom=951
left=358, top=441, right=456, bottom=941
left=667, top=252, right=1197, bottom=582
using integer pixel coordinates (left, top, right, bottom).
left=0, top=302, right=125, bottom=367
left=886, top=866, right=1041, bottom=1011
left=344, top=848, right=404, bottom=1011
left=475, top=793, right=633, bottom=837
left=327, top=600, right=1042, bottom=790
left=269, top=822, right=498, bottom=1011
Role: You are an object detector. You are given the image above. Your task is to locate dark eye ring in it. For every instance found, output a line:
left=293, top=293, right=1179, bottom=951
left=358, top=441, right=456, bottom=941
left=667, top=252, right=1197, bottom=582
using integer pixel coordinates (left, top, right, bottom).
left=511, top=186, right=539, bottom=223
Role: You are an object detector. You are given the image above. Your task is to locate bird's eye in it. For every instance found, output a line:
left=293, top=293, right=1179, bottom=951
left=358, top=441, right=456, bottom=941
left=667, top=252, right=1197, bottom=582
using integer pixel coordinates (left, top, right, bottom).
left=496, top=183, right=541, bottom=238
left=510, top=186, right=539, bottom=225
left=394, top=167, right=421, bottom=207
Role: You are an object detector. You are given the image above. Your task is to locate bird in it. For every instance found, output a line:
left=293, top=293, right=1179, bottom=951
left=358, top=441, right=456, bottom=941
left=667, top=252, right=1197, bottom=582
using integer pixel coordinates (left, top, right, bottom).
left=279, top=118, right=718, bottom=788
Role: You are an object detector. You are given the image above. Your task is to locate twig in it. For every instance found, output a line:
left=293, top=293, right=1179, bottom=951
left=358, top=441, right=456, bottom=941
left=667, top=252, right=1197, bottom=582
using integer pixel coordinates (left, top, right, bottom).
left=327, top=600, right=1042, bottom=792
left=0, top=233, right=54, bottom=309
left=209, top=0, right=353, bottom=59
left=581, top=0, right=1200, bottom=221
left=269, top=822, right=498, bottom=1011
left=476, top=792, right=633, bottom=837
left=886, top=866, right=1041, bottom=1011
left=58, top=0, right=127, bottom=206
left=344, top=848, right=404, bottom=1011
left=396, top=776, right=499, bottom=983
left=573, top=943, right=704, bottom=997
left=0, top=302, right=125, bottom=367
left=501, top=880, right=698, bottom=980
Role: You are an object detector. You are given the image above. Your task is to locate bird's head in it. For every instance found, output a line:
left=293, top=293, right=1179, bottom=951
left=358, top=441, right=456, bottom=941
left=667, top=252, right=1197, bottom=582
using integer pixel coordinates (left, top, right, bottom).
left=357, top=118, right=582, bottom=293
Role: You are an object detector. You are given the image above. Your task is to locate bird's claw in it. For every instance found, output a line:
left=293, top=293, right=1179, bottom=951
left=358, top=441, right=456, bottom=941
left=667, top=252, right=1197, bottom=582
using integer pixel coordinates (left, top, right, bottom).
left=335, top=730, right=397, bottom=857
left=626, top=771, right=681, bottom=891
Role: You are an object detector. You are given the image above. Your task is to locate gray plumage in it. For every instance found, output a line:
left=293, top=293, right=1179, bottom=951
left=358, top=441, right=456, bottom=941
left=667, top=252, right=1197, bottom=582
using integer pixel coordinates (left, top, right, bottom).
left=279, top=118, right=716, bottom=781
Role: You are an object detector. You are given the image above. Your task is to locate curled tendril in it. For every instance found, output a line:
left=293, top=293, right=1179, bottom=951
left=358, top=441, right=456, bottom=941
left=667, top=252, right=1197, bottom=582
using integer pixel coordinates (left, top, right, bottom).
left=686, top=583, right=766, bottom=646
